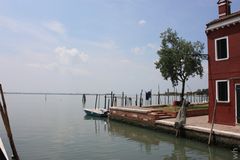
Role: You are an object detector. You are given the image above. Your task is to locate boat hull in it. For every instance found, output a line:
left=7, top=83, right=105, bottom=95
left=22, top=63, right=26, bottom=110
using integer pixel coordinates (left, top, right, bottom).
left=84, top=109, right=108, bottom=117
left=0, top=138, right=9, bottom=160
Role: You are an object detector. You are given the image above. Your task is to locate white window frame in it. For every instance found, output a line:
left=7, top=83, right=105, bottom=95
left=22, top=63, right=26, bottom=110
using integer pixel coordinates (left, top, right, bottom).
left=215, top=36, right=229, bottom=61
left=216, top=80, right=230, bottom=103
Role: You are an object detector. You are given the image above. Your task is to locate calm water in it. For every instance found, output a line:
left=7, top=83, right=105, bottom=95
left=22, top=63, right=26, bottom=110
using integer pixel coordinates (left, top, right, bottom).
left=0, top=95, right=235, bottom=160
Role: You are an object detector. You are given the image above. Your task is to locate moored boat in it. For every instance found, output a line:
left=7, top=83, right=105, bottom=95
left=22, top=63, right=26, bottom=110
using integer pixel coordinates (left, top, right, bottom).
left=84, top=108, right=108, bottom=117
left=0, top=137, right=9, bottom=160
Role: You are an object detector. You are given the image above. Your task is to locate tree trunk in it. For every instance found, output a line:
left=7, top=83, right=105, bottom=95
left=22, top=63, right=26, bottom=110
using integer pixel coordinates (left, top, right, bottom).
left=180, top=80, right=185, bottom=102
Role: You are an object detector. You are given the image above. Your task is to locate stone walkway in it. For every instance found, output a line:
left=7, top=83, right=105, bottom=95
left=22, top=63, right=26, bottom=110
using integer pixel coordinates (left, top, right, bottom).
left=156, top=115, right=240, bottom=139
left=112, top=106, right=240, bottom=136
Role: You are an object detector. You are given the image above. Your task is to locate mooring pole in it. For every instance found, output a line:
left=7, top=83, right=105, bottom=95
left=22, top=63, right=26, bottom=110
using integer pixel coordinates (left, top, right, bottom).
left=167, top=89, right=170, bottom=105
left=190, top=92, right=193, bottom=103
left=114, top=96, right=117, bottom=106
left=98, top=94, right=100, bottom=109
left=112, top=94, right=115, bottom=107
left=157, top=92, right=160, bottom=105
left=150, top=89, right=152, bottom=105
left=164, top=94, right=166, bottom=105
left=0, top=84, right=20, bottom=160
left=135, top=94, right=138, bottom=106
left=107, top=98, right=110, bottom=110
left=125, top=96, right=127, bottom=106
left=208, top=54, right=217, bottom=146
left=110, top=92, right=113, bottom=107
left=95, top=94, right=98, bottom=109
left=104, top=95, right=107, bottom=109
left=121, top=92, right=124, bottom=106
left=208, top=99, right=217, bottom=145
left=140, top=90, right=143, bottom=107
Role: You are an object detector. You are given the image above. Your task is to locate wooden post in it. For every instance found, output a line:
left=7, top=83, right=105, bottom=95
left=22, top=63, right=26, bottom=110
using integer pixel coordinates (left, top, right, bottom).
left=135, top=94, right=138, bottom=106
left=208, top=99, right=217, bottom=145
left=193, top=93, right=195, bottom=103
left=125, top=96, right=127, bottom=106
left=114, top=96, right=117, bottom=106
left=167, top=89, right=170, bottom=105
left=150, top=90, right=152, bottom=105
left=157, top=92, right=160, bottom=105
left=121, top=92, right=124, bottom=106
left=140, top=90, right=143, bottom=107
left=107, top=98, right=110, bottom=110
left=0, top=84, right=20, bottom=160
left=112, top=94, right=115, bottom=107
left=174, top=87, right=176, bottom=101
left=104, top=95, right=107, bottom=109
left=95, top=94, right=98, bottom=109
left=164, top=94, right=166, bottom=105
left=129, top=97, right=132, bottom=106
left=110, top=92, right=113, bottom=107
left=191, top=92, right=193, bottom=103
left=176, top=88, right=178, bottom=101
left=98, top=94, right=100, bottom=109
left=45, top=94, right=47, bottom=102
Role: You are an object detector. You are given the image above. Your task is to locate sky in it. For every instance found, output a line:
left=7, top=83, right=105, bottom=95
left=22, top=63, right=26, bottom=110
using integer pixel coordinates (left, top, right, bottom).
left=0, top=0, right=240, bottom=94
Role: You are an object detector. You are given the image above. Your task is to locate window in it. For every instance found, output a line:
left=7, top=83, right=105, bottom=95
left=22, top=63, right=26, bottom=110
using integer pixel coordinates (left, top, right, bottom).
left=216, top=80, right=229, bottom=103
left=215, top=36, right=229, bottom=60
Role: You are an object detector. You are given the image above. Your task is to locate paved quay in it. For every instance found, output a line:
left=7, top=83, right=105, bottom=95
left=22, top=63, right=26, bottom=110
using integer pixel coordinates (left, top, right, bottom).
left=110, top=106, right=240, bottom=148
left=155, top=115, right=240, bottom=148
left=156, top=116, right=240, bottom=138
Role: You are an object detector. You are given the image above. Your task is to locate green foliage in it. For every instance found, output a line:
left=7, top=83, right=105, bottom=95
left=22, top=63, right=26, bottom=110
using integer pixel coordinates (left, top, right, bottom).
left=155, top=28, right=204, bottom=100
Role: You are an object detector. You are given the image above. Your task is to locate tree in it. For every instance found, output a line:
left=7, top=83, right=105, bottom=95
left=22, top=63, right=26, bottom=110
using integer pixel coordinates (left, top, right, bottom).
left=155, top=28, right=204, bottom=102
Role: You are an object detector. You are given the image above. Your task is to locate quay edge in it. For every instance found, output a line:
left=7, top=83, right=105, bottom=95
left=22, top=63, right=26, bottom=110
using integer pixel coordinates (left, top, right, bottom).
left=109, top=107, right=240, bottom=150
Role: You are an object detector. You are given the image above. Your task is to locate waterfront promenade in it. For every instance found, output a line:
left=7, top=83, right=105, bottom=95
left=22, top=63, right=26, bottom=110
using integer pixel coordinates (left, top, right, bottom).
left=156, top=116, right=240, bottom=134
left=110, top=106, right=240, bottom=149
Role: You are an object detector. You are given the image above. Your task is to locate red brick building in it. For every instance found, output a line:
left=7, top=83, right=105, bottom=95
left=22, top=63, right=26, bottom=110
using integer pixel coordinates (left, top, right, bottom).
left=206, top=0, right=240, bottom=126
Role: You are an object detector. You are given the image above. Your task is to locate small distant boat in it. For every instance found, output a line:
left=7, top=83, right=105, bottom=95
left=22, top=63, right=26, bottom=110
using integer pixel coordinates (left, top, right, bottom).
left=0, top=137, right=9, bottom=160
left=84, top=108, right=109, bottom=117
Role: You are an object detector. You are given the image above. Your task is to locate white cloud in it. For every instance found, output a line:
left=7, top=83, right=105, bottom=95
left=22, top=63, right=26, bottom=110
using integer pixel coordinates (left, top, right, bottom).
left=147, top=43, right=157, bottom=49
left=0, top=15, right=18, bottom=31
left=0, top=16, right=58, bottom=44
left=43, top=21, right=65, bottom=34
left=26, top=46, right=90, bottom=76
left=120, top=59, right=131, bottom=64
left=131, top=47, right=143, bottom=55
left=27, top=63, right=58, bottom=71
left=131, top=43, right=158, bottom=55
left=138, top=19, right=146, bottom=26
left=78, top=52, right=89, bottom=62
left=27, top=62, right=90, bottom=76
left=55, top=46, right=89, bottom=65
left=63, top=67, right=90, bottom=76
left=90, top=40, right=118, bottom=50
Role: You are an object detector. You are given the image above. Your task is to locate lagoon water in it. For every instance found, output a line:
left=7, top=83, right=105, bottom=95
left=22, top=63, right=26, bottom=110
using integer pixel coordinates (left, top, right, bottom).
left=0, top=94, right=235, bottom=160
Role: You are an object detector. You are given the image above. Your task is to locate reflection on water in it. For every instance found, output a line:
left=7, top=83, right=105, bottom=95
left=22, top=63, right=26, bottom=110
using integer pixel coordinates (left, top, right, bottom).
left=0, top=95, right=234, bottom=160
left=85, top=116, right=233, bottom=160
left=84, top=116, right=109, bottom=135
